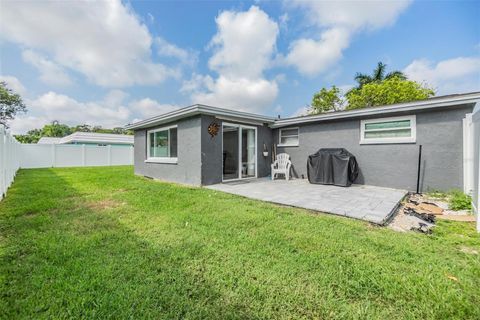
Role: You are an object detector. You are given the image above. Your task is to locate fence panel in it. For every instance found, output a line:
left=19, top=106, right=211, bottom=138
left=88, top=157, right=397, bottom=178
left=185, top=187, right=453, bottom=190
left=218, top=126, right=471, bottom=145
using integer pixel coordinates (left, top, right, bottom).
left=85, top=145, right=109, bottom=166
left=19, top=144, right=133, bottom=169
left=0, top=125, right=21, bottom=200
left=55, top=145, right=84, bottom=167
left=472, top=111, right=480, bottom=232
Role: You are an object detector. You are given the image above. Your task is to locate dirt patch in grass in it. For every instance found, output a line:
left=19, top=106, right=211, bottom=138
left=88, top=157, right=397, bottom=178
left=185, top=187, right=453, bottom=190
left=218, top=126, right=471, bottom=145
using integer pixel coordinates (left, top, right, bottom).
left=23, top=210, right=40, bottom=217
left=459, top=246, right=479, bottom=255
left=85, top=199, right=126, bottom=211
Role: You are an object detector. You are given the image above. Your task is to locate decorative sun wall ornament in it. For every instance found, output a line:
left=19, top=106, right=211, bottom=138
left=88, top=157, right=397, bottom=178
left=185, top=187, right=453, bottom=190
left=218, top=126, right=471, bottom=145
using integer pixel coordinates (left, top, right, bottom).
left=207, top=122, right=220, bottom=137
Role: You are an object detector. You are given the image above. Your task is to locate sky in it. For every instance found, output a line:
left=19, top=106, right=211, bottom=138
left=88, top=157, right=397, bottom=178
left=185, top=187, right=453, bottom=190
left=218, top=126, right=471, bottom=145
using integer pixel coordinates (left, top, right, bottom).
left=0, top=0, right=479, bottom=134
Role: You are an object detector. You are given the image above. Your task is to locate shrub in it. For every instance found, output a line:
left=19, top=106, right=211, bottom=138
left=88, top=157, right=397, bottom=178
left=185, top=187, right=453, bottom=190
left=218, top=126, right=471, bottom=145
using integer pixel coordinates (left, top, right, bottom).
left=449, top=190, right=472, bottom=211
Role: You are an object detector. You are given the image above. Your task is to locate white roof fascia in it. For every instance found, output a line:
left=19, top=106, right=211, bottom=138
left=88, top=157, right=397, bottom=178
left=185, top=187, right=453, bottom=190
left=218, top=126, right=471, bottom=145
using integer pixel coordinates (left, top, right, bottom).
left=271, top=93, right=480, bottom=128
left=125, top=104, right=275, bottom=130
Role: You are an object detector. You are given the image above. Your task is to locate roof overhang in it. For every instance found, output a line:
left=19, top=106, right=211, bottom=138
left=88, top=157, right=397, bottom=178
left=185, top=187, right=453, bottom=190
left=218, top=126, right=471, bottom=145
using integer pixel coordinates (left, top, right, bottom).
left=270, top=92, right=480, bottom=128
left=125, top=104, right=275, bottom=130
left=59, top=132, right=134, bottom=145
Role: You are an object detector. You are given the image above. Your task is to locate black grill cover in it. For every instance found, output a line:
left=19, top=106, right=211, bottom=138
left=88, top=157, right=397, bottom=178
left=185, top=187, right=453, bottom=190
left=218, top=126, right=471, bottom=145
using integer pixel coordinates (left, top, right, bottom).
left=307, top=148, right=359, bottom=187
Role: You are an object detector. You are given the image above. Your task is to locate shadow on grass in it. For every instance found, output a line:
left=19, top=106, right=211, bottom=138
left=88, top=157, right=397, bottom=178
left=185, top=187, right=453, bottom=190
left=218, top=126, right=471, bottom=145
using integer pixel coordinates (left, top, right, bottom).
left=0, top=168, right=254, bottom=319
left=1, top=167, right=480, bottom=320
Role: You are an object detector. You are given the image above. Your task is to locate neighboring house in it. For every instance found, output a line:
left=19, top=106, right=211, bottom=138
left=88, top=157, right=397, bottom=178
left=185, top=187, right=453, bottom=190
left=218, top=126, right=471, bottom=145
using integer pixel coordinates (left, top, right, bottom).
left=37, top=132, right=134, bottom=147
left=126, top=92, right=480, bottom=192
left=37, top=137, right=62, bottom=144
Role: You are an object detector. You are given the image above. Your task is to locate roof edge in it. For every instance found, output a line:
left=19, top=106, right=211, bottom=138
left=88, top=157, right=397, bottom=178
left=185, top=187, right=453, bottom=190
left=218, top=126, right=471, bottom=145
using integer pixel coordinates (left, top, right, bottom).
left=271, top=92, right=480, bottom=128
left=125, top=104, right=275, bottom=130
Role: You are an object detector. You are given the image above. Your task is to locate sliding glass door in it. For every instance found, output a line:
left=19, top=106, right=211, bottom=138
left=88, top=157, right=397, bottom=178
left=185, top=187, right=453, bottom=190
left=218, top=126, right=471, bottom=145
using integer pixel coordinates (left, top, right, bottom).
left=222, top=123, right=257, bottom=181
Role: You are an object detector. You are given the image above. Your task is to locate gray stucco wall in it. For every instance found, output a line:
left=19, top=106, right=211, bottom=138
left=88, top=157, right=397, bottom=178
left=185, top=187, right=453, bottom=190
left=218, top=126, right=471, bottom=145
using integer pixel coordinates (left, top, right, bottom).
left=200, top=115, right=273, bottom=185
left=134, top=114, right=273, bottom=186
left=134, top=116, right=202, bottom=185
left=275, top=104, right=474, bottom=192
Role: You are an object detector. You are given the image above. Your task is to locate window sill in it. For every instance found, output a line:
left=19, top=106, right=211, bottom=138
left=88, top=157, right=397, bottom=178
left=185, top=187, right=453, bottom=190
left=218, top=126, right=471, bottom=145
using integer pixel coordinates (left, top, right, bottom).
left=277, top=144, right=299, bottom=147
left=145, top=158, right=178, bottom=164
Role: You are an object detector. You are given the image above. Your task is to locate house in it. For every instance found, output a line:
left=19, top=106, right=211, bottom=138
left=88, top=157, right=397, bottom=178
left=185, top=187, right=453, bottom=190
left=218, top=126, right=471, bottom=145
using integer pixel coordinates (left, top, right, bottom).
left=37, top=137, right=62, bottom=144
left=126, top=92, right=480, bottom=192
left=37, top=132, right=134, bottom=147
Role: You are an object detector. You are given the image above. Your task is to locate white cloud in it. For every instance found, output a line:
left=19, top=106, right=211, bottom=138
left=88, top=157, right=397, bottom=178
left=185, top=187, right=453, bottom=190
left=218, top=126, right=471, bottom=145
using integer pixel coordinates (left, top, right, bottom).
left=129, top=98, right=179, bottom=118
left=285, top=0, right=411, bottom=76
left=208, top=6, right=279, bottom=79
left=291, top=106, right=310, bottom=117
left=186, top=76, right=279, bottom=113
left=182, top=6, right=279, bottom=113
left=9, top=91, right=131, bottom=134
left=404, top=57, right=480, bottom=94
left=156, top=37, right=197, bottom=67
left=0, top=75, right=26, bottom=96
left=22, top=50, right=73, bottom=86
left=8, top=88, right=180, bottom=134
left=0, top=0, right=180, bottom=87
left=286, top=28, right=350, bottom=76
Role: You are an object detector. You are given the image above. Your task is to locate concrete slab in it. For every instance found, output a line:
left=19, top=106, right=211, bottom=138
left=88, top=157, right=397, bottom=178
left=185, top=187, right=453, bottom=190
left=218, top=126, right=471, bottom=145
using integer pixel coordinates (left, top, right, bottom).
left=206, top=178, right=407, bottom=225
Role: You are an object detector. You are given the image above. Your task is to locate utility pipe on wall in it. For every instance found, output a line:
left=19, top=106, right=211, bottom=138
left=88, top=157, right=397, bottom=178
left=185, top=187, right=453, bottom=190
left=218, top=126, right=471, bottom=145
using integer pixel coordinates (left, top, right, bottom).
left=416, top=144, right=422, bottom=194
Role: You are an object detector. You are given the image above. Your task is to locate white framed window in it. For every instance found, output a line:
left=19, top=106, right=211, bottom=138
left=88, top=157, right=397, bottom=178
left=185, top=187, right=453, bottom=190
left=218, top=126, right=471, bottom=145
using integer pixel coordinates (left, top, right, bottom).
left=146, top=125, right=178, bottom=163
left=360, top=115, right=416, bottom=144
left=278, top=127, right=299, bottom=147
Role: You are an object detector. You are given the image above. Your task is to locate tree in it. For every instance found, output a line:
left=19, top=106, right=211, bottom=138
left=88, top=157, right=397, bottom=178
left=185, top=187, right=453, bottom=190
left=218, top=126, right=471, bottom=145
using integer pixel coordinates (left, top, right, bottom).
left=15, top=129, right=42, bottom=144
left=353, top=62, right=406, bottom=90
left=0, top=81, right=27, bottom=128
left=310, top=86, right=345, bottom=114
left=74, top=124, right=93, bottom=132
left=42, top=120, right=72, bottom=137
left=346, top=76, right=435, bottom=110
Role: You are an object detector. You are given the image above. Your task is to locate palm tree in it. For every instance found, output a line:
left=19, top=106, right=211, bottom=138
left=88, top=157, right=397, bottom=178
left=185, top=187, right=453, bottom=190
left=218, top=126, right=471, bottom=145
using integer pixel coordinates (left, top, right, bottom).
left=353, top=62, right=406, bottom=90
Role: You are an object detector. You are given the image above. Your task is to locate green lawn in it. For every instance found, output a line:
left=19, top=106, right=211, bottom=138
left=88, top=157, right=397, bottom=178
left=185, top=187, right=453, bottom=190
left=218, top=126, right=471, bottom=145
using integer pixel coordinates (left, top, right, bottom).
left=1, top=166, right=479, bottom=319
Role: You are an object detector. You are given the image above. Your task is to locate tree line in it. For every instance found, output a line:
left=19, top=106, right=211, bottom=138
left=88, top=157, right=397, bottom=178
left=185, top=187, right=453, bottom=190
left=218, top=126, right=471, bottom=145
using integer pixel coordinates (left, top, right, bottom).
left=14, top=122, right=132, bottom=144
left=309, top=62, right=434, bottom=114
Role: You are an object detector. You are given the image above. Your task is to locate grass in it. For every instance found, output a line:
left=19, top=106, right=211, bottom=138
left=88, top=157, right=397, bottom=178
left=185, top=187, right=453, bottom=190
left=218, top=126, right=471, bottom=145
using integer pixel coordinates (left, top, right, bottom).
left=1, top=166, right=479, bottom=319
left=427, top=189, right=473, bottom=211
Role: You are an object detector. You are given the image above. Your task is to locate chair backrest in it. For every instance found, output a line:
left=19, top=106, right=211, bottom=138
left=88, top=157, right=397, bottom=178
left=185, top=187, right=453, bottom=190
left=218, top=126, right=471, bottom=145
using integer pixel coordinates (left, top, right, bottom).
left=275, top=153, right=290, bottom=169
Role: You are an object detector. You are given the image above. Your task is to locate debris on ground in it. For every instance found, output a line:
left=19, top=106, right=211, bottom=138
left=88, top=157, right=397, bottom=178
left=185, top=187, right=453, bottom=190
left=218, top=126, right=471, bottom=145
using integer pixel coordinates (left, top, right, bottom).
left=388, top=193, right=475, bottom=233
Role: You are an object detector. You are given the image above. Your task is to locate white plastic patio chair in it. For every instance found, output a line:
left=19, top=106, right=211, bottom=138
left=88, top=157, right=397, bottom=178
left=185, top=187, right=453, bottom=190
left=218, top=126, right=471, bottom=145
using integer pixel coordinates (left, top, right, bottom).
left=271, top=153, right=292, bottom=180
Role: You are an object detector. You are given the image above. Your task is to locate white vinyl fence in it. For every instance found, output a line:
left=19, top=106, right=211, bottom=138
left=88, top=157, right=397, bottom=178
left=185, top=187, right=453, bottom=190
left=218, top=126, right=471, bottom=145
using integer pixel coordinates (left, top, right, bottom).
left=471, top=110, right=480, bottom=232
left=0, top=127, right=134, bottom=201
left=0, top=125, right=21, bottom=199
left=20, top=144, right=134, bottom=168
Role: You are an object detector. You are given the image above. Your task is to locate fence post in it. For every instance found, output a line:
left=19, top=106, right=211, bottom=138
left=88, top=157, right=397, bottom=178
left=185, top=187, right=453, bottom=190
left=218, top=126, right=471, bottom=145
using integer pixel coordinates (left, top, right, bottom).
left=107, top=145, right=112, bottom=165
left=0, top=126, right=5, bottom=198
left=0, top=125, right=21, bottom=201
left=82, top=144, right=86, bottom=166
left=463, top=114, right=474, bottom=194
left=51, top=144, right=56, bottom=167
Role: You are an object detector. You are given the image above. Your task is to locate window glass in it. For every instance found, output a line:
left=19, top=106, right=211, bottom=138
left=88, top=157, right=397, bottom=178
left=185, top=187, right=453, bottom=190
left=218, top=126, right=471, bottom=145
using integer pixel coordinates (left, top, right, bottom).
left=281, top=136, right=298, bottom=145
left=154, top=130, right=168, bottom=157
left=365, top=120, right=410, bottom=130
left=361, top=116, right=415, bottom=144
left=281, top=128, right=299, bottom=136
left=279, top=128, right=299, bottom=146
left=149, top=132, right=155, bottom=156
left=365, top=128, right=411, bottom=138
left=148, top=127, right=178, bottom=159
left=170, top=128, right=178, bottom=157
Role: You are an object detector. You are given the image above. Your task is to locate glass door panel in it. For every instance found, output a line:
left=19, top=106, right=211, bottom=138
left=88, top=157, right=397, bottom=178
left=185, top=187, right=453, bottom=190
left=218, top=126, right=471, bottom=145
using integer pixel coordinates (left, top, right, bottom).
left=241, top=128, right=256, bottom=178
left=222, top=125, right=239, bottom=180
